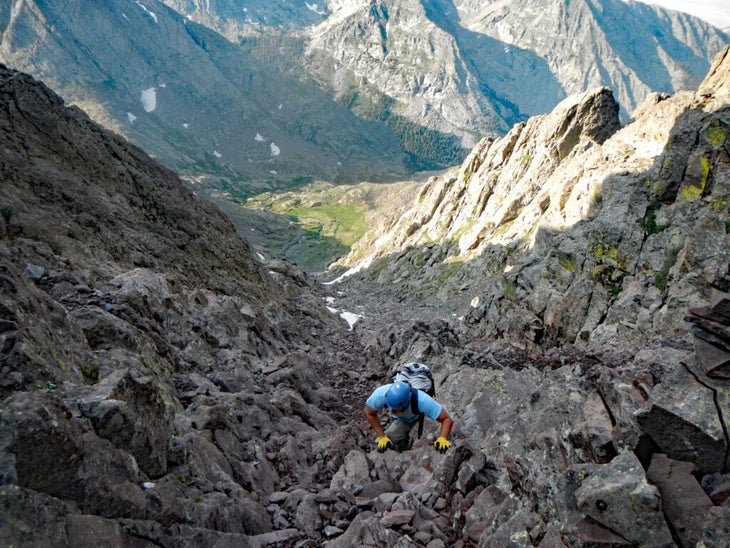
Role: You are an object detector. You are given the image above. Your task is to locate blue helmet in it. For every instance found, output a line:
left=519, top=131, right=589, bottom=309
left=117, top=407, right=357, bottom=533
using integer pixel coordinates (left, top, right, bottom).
left=385, top=381, right=411, bottom=410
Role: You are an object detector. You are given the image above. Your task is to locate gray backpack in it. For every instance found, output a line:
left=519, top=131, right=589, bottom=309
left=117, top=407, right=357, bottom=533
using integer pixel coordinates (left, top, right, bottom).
left=391, top=362, right=435, bottom=438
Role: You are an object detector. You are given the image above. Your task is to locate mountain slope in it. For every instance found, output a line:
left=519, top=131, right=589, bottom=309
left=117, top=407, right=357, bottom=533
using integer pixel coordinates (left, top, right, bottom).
left=332, top=46, right=730, bottom=351
left=161, top=0, right=330, bottom=38
left=2, top=0, right=725, bottom=193
left=451, top=0, right=727, bottom=112
left=186, top=0, right=728, bottom=149
left=302, top=0, right=727, bottom=138
left=0, top=0, right=409, bottom=188
left=0, top=61, right=372, bottom=545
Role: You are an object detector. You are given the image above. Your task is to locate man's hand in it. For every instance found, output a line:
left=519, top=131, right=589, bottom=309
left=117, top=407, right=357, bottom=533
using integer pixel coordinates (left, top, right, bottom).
left=434, top=437, right=451, bottom=454
left=376, top=435, right=394, bottom=453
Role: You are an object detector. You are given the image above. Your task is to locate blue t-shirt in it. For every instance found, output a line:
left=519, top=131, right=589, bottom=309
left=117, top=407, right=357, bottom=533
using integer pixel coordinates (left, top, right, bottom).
left=366, top=384, right=442, bottom=424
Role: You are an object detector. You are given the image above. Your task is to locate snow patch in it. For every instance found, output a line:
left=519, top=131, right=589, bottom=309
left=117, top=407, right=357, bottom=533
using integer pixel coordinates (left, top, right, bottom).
left=255, top=133, right=266, bottom=142
left=326, top=305, right=362, bottom=330
left=323, top=260, right=371, bottom=284
left=135, top=1, right=158, bottom=23
left=306, top=2, right=327, bottom=15
left=213, top=150, right=222, bottom=158
left=140, top=87, right=157, bottom=112
left=270, top=142, right=280, bottom=156
left=127, top=112, right=137, bottom=124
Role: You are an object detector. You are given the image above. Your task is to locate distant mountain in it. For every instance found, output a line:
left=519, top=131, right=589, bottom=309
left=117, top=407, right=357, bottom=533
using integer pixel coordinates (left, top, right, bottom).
left=165, top=0, right=728, bottom=155
left=0, top=0, right=409, bottom=193
left=161, top=0, right=330, bottom=35
left=446, top=0, right=729, bottom=113
left=1, top=0, right=727, bottom=194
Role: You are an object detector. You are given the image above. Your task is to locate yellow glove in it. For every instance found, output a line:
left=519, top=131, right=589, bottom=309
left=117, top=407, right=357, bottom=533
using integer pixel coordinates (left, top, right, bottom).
left=376, top=435, right=394, bottom=453
left=434, top=437, right=451, bottom=454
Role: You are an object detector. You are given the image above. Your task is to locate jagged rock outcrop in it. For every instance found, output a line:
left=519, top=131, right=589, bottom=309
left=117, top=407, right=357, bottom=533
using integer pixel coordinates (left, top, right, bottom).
left=337, top=45, right=730, bottom=352
left=322, top=46, right=730, bottom=545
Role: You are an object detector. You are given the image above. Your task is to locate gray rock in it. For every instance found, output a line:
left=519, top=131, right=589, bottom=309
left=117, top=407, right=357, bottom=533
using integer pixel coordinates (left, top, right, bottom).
left=294, top=493, right=322, bottom=538
left=4, top=392, right=86, bottom=498
left=323, top=525, right=344, bottom=538
left=646, top=453, right=713, bottom=547
left=330, top=450, right=372, bottom=492
left=73, top=368, right=174, bottom=478
left=380, top=508, right=416, bottom=528
left=636, top=363, right=727, bottom=475
left=359, top=479, right=402, bottom=499
left=324, top=511, right=407, bottom=548
left=65, top=514, right=137, bottom=548
left=574, top=451, right=673, bottom=546
left=700, top=506, right=730, bottom=548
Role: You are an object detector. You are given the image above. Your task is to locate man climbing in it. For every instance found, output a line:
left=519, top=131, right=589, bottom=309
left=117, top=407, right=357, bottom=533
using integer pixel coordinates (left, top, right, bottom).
left=365, top=380, right=454, bottom=453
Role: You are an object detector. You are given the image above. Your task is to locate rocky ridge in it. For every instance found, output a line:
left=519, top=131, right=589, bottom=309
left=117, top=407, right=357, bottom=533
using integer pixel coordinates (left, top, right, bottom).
left=335, top=46, right=730, bottom=350
left=1, top=52, right=730, bottom=547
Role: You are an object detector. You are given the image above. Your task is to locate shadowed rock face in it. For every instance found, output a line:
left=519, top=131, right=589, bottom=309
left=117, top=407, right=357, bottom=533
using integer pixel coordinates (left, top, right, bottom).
left=1, top=48, right=730, bottom=546
left=0, top=62, right=371, bottom=544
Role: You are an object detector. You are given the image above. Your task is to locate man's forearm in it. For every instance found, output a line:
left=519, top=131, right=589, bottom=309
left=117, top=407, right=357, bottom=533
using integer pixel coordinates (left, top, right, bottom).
left=365, top=406, right=385, bottom=437
left=437, top=410, right=453, bottom=439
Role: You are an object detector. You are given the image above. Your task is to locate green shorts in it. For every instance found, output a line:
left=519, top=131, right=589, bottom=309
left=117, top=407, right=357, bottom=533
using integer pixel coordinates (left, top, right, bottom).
left=384, top=418, right=417, bottom=452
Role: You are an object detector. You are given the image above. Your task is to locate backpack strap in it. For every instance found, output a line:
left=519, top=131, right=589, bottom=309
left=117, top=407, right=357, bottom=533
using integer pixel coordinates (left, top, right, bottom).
left=410, top=387, right=426, bottom=439
left=410, top=387, right=419, bottom=414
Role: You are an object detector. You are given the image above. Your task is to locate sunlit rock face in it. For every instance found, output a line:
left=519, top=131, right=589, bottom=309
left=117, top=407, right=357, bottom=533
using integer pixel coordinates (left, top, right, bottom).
left=337, top=46, right=730, bottom=352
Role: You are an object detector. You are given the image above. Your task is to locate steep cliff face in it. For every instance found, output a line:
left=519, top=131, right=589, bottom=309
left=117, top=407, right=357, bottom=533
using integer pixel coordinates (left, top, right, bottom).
left=451, top=0, right=727, bottom=112
left=302, top=0, right=513, bottom=149
left=335, top=46, right=730, bottom=351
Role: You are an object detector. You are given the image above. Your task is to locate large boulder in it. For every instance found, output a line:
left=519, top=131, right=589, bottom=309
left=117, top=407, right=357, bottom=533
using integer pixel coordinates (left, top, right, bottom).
left=72, top=368, right=174, bottom=478
left=574, top=451, right=673, bottom=546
